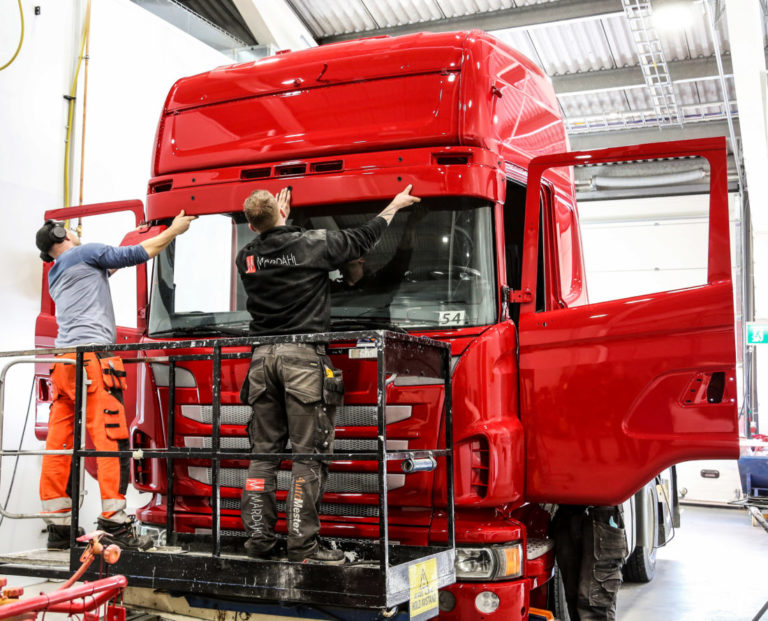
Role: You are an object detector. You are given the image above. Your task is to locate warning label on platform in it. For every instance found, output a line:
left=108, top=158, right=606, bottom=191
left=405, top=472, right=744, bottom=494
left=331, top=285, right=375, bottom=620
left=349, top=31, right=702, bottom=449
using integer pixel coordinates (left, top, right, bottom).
left=409, top=557, right=438, bottom=620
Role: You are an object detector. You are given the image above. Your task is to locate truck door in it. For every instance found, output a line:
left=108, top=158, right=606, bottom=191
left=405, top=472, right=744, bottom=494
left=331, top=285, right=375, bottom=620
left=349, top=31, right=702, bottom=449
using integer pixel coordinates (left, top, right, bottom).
left=517, top=137, right=738, bottom=505
left=35, top=200, right=147, bottom=443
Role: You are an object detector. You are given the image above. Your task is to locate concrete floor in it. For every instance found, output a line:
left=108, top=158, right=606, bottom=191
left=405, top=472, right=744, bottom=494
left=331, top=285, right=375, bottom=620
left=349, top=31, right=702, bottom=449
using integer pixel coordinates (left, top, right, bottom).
left=618, top=504, right=768, bottom=621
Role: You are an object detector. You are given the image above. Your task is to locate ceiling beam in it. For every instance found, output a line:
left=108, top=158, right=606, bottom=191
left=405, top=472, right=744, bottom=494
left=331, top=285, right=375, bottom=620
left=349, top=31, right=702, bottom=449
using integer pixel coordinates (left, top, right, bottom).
left=554, top=56, right=733, bottom=95
left=568, top=120, right=733, bottom=150
left=317, top=0, right=624, bottom=44
left=553, top=51, right=768, bottom=95
left=233, top=0, right=315, bottom=50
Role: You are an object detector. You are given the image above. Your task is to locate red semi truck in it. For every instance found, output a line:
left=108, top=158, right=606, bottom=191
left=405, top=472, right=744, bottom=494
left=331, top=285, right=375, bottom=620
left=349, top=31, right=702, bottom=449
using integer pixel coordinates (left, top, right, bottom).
left=34, top=30, right=738, bottom=620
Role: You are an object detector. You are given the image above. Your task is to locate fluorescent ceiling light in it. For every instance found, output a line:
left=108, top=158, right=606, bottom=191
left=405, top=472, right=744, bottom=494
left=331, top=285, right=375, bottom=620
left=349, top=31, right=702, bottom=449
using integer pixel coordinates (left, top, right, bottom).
left=652, top=3, right=697, bottom=32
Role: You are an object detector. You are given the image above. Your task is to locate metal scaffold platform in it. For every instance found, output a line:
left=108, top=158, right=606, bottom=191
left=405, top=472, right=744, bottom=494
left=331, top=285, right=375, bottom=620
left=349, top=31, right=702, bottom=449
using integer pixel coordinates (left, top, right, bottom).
left=0, top=330, right=456, bottom=612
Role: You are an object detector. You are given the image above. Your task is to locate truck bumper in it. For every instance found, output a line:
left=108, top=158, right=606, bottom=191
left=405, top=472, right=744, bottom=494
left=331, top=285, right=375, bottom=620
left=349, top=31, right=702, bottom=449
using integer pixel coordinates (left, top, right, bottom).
left=438, top=579, right=534, bottom=619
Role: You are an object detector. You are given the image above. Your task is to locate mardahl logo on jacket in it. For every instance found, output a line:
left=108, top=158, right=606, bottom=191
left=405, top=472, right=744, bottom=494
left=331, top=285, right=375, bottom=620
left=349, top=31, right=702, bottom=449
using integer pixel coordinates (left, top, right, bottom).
left=245, top=253, right=298, bottom=273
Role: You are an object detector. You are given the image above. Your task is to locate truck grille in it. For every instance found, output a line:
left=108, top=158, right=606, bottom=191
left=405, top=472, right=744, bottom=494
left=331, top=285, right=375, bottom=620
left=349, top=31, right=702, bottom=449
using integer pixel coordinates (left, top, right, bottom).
left=174, top=403, right=414, bottom=524
left=187, top=467, right=405, bottom=492
left=180, top=404, right=412, bottom=427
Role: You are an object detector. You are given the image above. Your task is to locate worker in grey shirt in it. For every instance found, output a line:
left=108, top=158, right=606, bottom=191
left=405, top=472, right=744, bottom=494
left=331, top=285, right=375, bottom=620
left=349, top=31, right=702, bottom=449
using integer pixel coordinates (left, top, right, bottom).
left=35, top=212, right=195, bottom=550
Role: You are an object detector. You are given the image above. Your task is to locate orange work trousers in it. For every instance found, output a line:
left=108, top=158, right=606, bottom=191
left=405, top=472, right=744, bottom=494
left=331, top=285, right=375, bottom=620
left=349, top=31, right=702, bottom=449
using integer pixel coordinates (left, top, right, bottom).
left=40, top=352, right=130, bottom=524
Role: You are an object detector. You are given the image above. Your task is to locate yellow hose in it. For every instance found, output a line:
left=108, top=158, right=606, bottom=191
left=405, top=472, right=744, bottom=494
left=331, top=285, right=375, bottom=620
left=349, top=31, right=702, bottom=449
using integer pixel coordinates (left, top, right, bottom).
left=0, top=0, right=24, bottom=71
left=0, top=0, right=24, bottom=72
left=64, top=0, right=92, bottom=221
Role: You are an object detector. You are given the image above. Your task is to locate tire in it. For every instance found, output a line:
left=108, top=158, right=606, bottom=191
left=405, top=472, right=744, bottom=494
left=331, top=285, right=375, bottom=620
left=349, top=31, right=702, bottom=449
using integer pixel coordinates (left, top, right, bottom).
left=548, top=563, right=571, bottom=621
left=623, top=483, right=658, bottom=583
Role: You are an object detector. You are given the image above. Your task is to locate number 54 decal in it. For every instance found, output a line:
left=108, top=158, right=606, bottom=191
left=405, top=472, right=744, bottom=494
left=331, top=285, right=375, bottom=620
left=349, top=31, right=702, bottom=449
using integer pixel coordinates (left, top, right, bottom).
left=438, top=310, right=466, bottom=326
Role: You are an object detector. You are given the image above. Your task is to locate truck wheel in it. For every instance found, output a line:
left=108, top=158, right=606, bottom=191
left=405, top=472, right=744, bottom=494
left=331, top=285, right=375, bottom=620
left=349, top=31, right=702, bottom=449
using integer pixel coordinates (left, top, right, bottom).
left=623, top=484, right=658, bottom=583
left=548, top=563, right=571, bottom=621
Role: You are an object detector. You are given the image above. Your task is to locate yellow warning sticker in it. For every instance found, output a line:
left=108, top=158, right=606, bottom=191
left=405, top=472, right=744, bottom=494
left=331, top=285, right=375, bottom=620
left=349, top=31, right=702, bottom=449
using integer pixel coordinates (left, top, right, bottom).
left=409, top=557, right=438, bottom=619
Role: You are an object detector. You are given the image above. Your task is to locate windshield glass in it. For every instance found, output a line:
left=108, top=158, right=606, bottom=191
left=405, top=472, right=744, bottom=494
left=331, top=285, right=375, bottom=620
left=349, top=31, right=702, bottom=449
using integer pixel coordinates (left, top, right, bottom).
left=147, top=197, right=496, bottom=337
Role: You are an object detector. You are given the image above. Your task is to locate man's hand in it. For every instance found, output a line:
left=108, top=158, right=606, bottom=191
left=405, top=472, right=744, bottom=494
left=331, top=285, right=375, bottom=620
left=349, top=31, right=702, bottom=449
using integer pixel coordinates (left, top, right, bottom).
left=276, top=187, right=292, bottom=221
left=140, top=210, right=198, bottom=259
left=168, top=210, right=198, bottom=235
left=277, top=187, right=291, bottom=210
left=378, top=184, right=421, bottom=224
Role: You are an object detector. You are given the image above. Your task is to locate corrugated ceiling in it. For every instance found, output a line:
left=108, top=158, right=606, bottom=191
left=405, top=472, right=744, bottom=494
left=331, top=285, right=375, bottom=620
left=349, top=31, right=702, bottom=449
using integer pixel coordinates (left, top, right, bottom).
left=165, top=0, right=766, bottom=141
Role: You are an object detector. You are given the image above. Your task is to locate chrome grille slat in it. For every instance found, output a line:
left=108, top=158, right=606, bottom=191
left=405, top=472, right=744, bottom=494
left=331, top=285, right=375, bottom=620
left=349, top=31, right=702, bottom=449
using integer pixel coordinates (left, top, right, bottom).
left=219, top=498, right=379, bottom=517
left=181, top=405, right=251, bottom=426
left=187, top=467, right=405, bottom=492
left=183, top=437, right=407, bottom=452
left=180, top=404, right=411, bottom=427
left=184, top=437, right=250, bottom=449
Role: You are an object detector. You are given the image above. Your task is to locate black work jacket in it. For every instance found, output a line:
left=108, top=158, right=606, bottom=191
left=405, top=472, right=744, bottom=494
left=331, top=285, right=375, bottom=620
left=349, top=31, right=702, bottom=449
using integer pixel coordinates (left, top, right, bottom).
left=236, top=218, right=387, bottom=336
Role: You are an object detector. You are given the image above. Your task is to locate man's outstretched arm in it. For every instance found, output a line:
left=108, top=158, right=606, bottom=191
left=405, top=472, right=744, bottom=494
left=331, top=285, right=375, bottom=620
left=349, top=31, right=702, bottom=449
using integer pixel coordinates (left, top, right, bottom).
left=140, top=210, right=197, bottom=258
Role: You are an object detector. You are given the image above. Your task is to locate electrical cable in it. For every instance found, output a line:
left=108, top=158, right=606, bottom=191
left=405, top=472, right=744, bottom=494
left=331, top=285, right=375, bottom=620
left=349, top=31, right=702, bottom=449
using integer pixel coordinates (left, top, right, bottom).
left=0, top=378, right=35, bottom=529
left=63, top=0, right=92, bottom=213
left=76, top=0, right=93, bottom=238
left=0, top=0, right=24, bottom=72
left=748, top=505, right=768, bottom=534
left=753, top=598, right=768, bottom=621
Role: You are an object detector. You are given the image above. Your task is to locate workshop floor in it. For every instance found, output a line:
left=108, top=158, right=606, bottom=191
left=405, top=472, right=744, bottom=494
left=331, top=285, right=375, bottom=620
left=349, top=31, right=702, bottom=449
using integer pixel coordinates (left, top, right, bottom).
left=618, top=504, right=768, bottom=620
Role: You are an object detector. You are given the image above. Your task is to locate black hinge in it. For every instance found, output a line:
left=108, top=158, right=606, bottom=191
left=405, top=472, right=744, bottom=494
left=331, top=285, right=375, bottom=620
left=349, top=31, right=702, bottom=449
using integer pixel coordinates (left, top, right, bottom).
left=508, top=289, right=533, bottom=303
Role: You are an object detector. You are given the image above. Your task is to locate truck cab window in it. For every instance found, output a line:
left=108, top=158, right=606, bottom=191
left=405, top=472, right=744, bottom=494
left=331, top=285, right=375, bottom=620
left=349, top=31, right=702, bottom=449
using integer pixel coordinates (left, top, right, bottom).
left=503, top=180, right=545, bottom=321
left=148, top=213, right=252, bottom=337
left=147, top=198, right=497, bottom=337
left=317, top=196, right=496, bottom=330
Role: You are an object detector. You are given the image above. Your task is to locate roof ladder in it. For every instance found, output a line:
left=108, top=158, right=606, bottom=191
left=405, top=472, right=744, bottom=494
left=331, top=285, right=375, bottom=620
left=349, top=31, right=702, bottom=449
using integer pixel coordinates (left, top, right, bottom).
left=622, top=0, right=683, bottom=127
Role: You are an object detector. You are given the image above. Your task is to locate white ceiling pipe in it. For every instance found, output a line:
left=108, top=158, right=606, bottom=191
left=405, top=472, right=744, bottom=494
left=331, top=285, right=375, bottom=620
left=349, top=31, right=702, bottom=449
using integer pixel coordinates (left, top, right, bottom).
left=592, top=169, right=706, bottom=188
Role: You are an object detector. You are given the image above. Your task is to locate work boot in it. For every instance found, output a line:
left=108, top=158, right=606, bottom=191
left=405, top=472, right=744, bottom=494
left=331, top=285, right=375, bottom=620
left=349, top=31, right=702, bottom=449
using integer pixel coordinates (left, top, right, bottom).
left=97, top=517, right=153, bottom=551
left=244, top=538, right=284, bottom=560
left=46, top=524, right=85, bottom=550
left=288, top=543, right=345, bottom=565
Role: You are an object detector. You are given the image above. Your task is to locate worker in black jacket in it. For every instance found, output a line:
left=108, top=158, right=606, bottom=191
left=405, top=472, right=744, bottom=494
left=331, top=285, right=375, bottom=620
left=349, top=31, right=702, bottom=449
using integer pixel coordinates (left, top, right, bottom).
left=552, top=504, right=627, bottom=620
left=236, top=184, right=420, bottom=564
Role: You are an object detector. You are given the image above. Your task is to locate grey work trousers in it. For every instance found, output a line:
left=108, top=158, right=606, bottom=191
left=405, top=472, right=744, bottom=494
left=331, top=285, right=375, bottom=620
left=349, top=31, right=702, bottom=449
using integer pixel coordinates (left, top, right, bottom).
left=552, top=505, right=627, bottom=621
left=240, top=343, right=336, bottom=558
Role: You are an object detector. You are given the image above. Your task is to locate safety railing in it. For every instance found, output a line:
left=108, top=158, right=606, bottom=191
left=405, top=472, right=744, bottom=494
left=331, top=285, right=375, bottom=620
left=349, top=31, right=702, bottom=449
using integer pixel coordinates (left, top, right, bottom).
left=0, top=356, right=87, bottom=520
left=0, top=331, right=456, bottom=609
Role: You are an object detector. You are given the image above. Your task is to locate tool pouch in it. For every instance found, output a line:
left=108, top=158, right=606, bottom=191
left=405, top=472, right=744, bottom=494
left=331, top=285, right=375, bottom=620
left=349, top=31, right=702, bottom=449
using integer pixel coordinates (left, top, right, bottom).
left=99, top=392, right=130, bottom=441
left=99, top=357, right=128, bottom=392
left=322, top=363, right=344, bottom=406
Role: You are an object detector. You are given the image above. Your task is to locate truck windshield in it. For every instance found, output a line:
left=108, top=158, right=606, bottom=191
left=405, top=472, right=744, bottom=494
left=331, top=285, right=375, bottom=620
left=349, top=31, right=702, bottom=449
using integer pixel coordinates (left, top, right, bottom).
left=147, top=196, right=496, bottom=336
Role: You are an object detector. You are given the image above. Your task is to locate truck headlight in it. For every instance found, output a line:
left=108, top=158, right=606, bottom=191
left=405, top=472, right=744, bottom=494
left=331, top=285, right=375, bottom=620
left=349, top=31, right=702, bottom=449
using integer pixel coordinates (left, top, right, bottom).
left=455, top=543, right=523, bottom=581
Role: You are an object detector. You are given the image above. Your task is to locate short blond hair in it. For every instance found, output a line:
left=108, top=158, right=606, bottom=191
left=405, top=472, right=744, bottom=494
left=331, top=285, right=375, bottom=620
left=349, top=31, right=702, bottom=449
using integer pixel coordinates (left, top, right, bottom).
left=243, top=190, right=278, bottom=231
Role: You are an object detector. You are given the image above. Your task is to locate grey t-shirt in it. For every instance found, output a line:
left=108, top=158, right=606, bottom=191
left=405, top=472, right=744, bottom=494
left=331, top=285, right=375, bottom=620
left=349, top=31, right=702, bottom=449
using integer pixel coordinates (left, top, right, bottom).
left=48, top=243, right=149, bottom=347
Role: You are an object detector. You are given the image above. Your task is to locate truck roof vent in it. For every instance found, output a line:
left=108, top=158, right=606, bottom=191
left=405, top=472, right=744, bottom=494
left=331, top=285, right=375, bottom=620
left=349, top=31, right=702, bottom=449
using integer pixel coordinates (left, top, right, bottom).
left=240, top=167, right=271, bottom=180
left=310, top=160, right=343, bottom=173
left=434, top=154, right=470, bottom=166
left=150, top=180, right=173, bottom=193
left=276, top=163, right=307, bottom=177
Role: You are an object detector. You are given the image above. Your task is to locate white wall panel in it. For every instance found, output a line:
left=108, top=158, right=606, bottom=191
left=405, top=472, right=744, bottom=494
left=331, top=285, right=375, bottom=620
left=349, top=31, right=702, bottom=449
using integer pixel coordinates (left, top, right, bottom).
left=580, top=195, right=710, bottom=303
left=0, top=0, right=227, bottom=560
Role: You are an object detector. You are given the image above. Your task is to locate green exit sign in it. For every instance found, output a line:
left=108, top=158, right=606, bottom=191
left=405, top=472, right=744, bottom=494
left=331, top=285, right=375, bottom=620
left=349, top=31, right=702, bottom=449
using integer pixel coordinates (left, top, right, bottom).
left=747, top=322, right=768, bottom=345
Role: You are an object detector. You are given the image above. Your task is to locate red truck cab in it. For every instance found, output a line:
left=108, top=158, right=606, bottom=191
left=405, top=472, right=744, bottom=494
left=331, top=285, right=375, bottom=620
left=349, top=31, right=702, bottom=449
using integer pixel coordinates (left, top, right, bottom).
left=36, top=30, right=738, bottom=620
